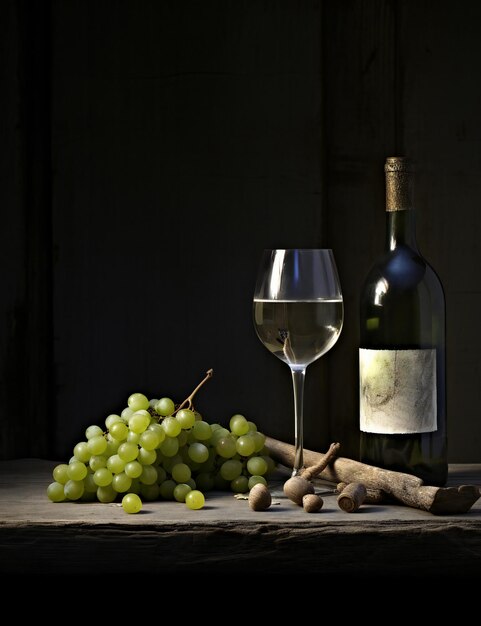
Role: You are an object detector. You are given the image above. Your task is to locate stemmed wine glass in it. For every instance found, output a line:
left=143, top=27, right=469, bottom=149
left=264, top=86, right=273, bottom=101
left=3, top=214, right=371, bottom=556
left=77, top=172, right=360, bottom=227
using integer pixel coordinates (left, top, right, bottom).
left=253, top=249, right=343, bottom=475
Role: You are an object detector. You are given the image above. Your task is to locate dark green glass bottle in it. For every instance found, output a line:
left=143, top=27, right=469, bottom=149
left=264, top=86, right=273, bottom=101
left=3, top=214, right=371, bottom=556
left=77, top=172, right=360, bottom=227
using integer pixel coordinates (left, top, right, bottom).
left=359, top=157, right=447, bottom=486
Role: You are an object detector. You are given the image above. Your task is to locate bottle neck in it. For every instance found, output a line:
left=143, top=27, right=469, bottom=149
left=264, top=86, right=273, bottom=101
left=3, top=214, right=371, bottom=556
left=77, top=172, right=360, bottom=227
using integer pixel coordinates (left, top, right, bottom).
left=386, top=209, right=419, bottom=251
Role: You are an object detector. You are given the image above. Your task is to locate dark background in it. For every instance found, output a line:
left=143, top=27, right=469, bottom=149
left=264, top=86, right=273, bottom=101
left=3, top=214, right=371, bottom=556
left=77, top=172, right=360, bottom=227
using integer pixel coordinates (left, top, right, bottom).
left=1, top=0, right=480, bottom=463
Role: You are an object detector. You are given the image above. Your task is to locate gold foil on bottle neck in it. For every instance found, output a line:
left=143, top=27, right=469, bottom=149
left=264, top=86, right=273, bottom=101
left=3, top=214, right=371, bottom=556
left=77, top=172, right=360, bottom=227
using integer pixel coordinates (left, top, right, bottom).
left=385, top=157, right=414, bottom=212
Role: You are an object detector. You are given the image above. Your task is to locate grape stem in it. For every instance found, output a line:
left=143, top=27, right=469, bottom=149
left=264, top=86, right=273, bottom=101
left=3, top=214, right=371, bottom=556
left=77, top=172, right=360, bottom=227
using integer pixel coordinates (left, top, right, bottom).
left=174, top=369, right=213, bottom=414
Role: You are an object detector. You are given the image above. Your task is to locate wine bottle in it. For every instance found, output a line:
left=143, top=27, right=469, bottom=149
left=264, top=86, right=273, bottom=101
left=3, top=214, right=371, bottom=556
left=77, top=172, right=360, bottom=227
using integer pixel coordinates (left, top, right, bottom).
left=359, top=157, right=447, bottom=486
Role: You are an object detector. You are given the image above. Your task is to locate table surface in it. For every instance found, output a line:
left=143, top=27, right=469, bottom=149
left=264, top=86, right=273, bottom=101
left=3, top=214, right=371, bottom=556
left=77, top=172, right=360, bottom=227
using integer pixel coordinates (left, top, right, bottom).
left=1, top=459, right=481, bottom=576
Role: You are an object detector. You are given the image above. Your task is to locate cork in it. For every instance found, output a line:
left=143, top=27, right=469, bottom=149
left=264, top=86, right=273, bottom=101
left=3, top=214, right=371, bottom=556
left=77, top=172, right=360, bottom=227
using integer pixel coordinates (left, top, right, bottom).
left=385, top=156, right=414, bottom=212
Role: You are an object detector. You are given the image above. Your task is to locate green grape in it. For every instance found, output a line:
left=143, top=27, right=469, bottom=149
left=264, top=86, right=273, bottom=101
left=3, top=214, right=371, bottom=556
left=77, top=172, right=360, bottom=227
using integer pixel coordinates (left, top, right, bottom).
left=252, top=432, right=266, bottom=452
left=172, top=463, right=191, bottom=484
left=162, top=453, right=183, bottom=473
left=47, top=482, right=66, bottom=502
left=181, top=450, right=199, bottom=471
left=140, top=483, right=160, bottom=501
left=128, top=392, right=150, bottom=412
left=129, top=411, right=150, bottom=434
left=97, top=485, right=117, bottom=503
left=194, top=411, right=202, bottom=421
left=229, top=414, right=243, bottom=429
left=198, top=455, right=215, bottom=473
left=67, top=461, right=88, bottom=481
left=177, top=430, right=189, bottom=447
left=85, top=425, right=104, bottom=440
left=64, top=479, right=84, bottom=500
left=185, top=478, right=196, bottom=489
left=139, top=465, right=157, bottom=485
left=124, top=461, right=143, bottom=478
left=210, top=423, right=222, bottom=431
left=83, top=472, right=98, bottom=493
left=195, top=472, right=214, bottom=492
left=87, top=435, right=108, bottom=456
left=155, top=397, right=175, bottom=417
left=105, top=414, right=123, bottom=429
left=185, top=490, right=205, bottom=510
left=107, top=454, right=125, bottom=474
left=129, top=479, right=141, bottom=495
left=121, top=407, right=133, bottom=420
left=93, top=468, right=113, bottom=487
left=173, top=483, right=192, bottom=502
left=139, top=430, right=160, bottom=451
left=172, top=483, right=192, bottom=502
left=104, top=439, right=120, bottom=456
left=73, top=442, right=91, bottom=463
left=68, top=456, right=77, bottom=464
left=246, top=421, right=257, bottom=432
left=162, top=416, right=181, bottom=438
left=149, top=398, right=159, bottom=408
left=176, top=409, right=196, bottom=430
left=53, top=464, right=69, bottom=485
left=216, top=436, right=237, bottom=459
left=230, top=414, right=249, bottom=436
left=248, top=475, right=267, bottom=489
left=187, top=442, right=209, bottom=464
left=210, top=427, right=230, bottom=446
left=122, top=493, right=142, bottom=513
left=261, top=455, right=276, bottom=474
left=192, top=421, right=212, bottom=441
left=148, top=423, right=165, bottom=442
left=236, top=435, right=256, bottom=457
left=159, top=436, right=179, bottom=457
left=112, top=472, right=132, bottom=493
left=159, top=479, right=176, bottom=500
left=138, top=447, right=156, bottom=465
left=156, top=466, right=167, bottom=484
left=247, top=456, right=268, bottom=476
left=220, top=459, right=243, bottom=481
left=231, top=475, right=249, bottom=493
left=109, top=421, right=129, bottom=441
left=179, top=445, right=191, bottom=462
left=127, top=430, right=141, bottom=444
left=80, top=490, right=97, bottom=502
left=118, top=442, right=139, bottom=462
left=89, top=455, right=107, bottom=472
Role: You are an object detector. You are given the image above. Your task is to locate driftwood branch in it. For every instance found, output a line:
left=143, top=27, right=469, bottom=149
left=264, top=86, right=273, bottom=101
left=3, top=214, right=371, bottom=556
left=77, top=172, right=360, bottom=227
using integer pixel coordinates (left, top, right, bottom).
left=266, top=437, right=480, bottom=515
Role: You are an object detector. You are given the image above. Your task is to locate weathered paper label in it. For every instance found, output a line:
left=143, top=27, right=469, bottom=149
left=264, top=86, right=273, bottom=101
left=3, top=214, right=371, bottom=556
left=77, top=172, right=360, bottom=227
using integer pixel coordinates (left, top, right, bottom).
left=359, top=348, right=437, bottom=434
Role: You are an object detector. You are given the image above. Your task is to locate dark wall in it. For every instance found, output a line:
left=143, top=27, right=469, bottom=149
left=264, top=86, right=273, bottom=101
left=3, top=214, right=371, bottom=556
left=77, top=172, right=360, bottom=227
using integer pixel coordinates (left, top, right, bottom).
left=1, top=0, right=480, bottom=462
left=324, top=0, right=481, bottom=463
left=50, top=0, right=324, bottom=458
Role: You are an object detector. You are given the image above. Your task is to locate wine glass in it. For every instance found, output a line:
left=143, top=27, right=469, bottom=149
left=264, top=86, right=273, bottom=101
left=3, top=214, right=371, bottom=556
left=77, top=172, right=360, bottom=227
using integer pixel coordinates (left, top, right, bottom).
left=253, top=249, right=343, bottom=475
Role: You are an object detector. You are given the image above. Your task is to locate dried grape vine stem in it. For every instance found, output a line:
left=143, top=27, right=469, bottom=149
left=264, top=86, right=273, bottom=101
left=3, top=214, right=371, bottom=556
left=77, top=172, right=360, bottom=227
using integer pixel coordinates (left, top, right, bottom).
left=173, top=368, right=214, bottom=415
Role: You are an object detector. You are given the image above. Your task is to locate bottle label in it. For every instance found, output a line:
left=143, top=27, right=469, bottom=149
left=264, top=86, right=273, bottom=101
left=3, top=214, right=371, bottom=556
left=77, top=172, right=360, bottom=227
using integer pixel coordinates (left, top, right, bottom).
left=359, top=348, right=437, bottom=434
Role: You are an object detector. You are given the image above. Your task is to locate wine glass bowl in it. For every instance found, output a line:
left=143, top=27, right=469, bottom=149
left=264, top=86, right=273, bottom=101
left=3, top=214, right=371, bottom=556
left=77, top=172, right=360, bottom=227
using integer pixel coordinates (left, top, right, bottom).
left=253, top=249, right=343, bottom=474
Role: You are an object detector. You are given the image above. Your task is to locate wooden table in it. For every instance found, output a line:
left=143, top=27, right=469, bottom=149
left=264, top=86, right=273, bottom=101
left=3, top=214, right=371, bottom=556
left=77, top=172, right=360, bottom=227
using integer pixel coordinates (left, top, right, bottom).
left=1, top=459, right=480, bottom=576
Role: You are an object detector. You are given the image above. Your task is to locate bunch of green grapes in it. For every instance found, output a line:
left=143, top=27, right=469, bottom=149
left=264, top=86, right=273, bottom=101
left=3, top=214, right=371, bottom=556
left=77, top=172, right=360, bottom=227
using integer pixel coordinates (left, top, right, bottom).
left=47, top=391, right=275, bottom=514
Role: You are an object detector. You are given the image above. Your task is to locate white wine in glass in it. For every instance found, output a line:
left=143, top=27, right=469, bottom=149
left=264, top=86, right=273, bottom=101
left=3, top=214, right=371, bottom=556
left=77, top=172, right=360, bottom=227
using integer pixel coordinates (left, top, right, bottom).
left=253, top=249, right=343, bottom=475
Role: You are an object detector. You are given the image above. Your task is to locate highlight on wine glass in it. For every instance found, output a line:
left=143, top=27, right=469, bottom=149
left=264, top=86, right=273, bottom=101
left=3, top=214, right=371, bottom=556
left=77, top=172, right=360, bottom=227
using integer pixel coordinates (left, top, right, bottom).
left=253, top=249, right=343, bottom=475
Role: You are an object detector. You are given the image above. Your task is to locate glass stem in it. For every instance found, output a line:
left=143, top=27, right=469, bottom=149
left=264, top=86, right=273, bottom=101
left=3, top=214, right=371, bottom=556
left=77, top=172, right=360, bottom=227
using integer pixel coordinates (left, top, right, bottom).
left=291, top=367, right=306, bottom=476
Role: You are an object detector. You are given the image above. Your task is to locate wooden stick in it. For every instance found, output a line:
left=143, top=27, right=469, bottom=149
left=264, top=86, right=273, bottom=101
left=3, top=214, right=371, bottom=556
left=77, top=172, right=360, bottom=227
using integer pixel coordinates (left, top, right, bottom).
left=266, top=437, right=480, bottom=515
